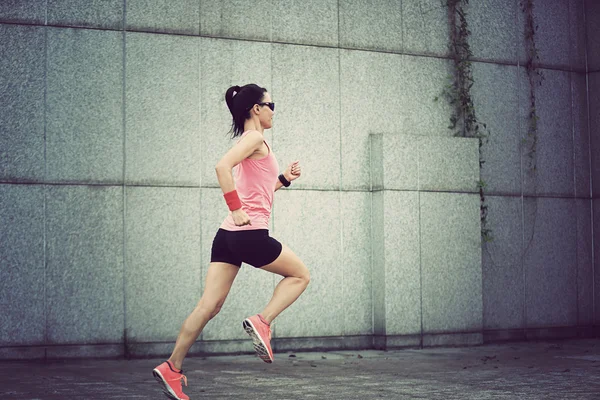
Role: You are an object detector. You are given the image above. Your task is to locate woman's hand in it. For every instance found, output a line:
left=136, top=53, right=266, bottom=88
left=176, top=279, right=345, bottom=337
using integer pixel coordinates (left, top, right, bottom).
left=232, top=208, right=251, bottom=226
left=284, top=160, right=302, bottom=182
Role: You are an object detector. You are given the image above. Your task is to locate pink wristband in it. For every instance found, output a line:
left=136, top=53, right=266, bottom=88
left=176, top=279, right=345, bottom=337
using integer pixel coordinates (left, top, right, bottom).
left=224, top=190, right=242, bottom=211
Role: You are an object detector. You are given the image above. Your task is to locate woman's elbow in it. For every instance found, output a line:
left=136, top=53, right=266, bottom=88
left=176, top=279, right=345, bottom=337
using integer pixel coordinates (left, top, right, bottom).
left=215, top=163, right=229, bottom=173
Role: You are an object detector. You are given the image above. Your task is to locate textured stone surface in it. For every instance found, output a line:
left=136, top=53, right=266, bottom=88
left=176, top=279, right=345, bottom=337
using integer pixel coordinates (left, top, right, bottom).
left=45, top=185, right=124, bottom=344
left=272, top=44, right=340, bottom=190
left=590, top=73, right=600, bottom=197
left=382, top=191, right=422, bottom=336
left=48, top=0, right=124, bottom=30
left=46, top=28, right=123, bottom=184
left=272, top=0, right=338, bottom=47
left=199, top=188, right=274, bottom=341
left=46, top=344, right=123, bottom=359
left=576, top=199, right=593, bottom=326
left=418, top=136, right=479, bottom=193
left=587, top=0, right=600, bottom=71
left=125, top=32, right=200, bottom=186
left=340, top=51, right=452, bottom=190
left=125, top=186, right=201, bottom=343
left=339, top=0, right=402, bottom=53
left=200, top=0, right=271, bottom=41
left=0, top=347, right=45, bottom=360
left=569, top=0, right=587, bottom=71
left=531, top=0, right=571, bottom=69
left=0, top=184, right=45, bottom=346
left=423, top=332, right=483, bottom=347
left=341, top=191, right=372, bottom=336
left=572, top=73, right=591, bottom=198
left=272, top=190, right=342, bottom=338
left=481, top=195, right=524, bottom=330
left=0, top=24, right=45, bottom=183
left=420, top=192, right=482, bottom=334
left=370, top=134, right=384, bottom=191
left=370, top=134, right=478, bottom=192
left=595, top=199, right=600, bottom=325
left=468, top=0, right=520, bottom=63
left=402, top=0, right=449, bottom=57
left=341, top=50, right=404, bottom=190
left=127, top=0, right=199, bottom=35
left=376, top=133, right=419, bottom=191
left=371, top=191, right=385, bottom=335
left=199, top=38, right=272, bottom=188
left=523, top=197, right=577, bottom=328
left=521, top=69, right=573, bottom=197
left=472, top=62, right=522, bottom=196
left=0, top=1, right=45, bottom=24
left=402, top=55, right=454, bottom=138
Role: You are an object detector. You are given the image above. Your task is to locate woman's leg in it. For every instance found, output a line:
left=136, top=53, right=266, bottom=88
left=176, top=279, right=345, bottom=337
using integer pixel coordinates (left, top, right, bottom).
left=168, top=262, right=239, bottom=370
left=258, top=244, right=310, bottom=324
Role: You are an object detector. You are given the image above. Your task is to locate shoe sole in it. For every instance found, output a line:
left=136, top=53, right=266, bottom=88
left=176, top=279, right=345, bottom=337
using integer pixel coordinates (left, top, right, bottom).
left=152, top=369, right=186, bottom=400
left=243, top=319, right=273, bottom=363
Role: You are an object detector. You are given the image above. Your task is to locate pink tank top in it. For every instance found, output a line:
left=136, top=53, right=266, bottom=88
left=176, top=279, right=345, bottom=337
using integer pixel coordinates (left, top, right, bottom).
left=219, top=131, right=279, bottom=231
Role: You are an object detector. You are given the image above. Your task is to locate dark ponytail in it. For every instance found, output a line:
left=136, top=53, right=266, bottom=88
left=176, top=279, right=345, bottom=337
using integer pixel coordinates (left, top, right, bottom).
left=224, top=83, right=268, bottom=139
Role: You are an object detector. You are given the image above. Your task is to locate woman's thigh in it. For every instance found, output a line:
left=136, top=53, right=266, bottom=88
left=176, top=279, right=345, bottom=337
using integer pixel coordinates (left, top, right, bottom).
left=197, top=262, right=240, bottom=307
left=259, top=244, right=310, bottom=279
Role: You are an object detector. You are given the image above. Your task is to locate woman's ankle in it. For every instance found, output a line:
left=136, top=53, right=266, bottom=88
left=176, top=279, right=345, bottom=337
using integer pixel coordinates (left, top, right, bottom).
left=167, top=358, right=183, bottom=372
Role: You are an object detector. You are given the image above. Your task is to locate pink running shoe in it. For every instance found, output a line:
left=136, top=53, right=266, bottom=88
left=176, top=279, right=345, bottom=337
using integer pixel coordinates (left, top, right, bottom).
left=152, top=360, right=189, bottom=400
left=243, top=314, right=274, bottom=363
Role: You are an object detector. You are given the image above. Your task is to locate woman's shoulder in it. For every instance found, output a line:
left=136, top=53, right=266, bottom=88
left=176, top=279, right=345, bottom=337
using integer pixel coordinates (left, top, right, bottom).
left=236, top=130, right=263, bottom=145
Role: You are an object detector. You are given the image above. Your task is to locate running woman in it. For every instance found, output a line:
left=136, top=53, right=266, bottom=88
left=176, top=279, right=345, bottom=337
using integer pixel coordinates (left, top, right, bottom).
left=153, top=84, right=311, bottom=400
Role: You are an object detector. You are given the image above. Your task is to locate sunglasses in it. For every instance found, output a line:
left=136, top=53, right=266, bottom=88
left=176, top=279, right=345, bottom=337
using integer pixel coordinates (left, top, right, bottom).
left=248, top=102, right=275, bottom=112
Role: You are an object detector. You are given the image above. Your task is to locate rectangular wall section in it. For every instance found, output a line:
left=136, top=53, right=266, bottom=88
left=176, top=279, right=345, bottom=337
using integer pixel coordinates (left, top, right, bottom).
left=46, top=185, right=124, bottom=346
left=0, top=24, right=45, bottom=183
left=370, top=133, right=479, bottom=193
left=586, top=0, right=600, bottom=72
left=371, top=134, right=482, bottom=348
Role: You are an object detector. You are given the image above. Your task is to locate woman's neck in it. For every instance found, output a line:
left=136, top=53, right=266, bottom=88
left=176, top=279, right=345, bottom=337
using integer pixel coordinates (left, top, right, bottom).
left=243, top=118, right=264, bottom=135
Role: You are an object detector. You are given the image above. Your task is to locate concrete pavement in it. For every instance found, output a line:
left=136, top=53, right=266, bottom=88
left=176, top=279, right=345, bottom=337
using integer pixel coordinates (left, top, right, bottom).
left=1, top=338, right=599, bottom=399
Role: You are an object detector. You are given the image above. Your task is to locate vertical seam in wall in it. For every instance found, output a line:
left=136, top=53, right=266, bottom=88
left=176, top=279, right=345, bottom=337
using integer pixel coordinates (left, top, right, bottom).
left=572, top=69, right=580, bottom=326
left=43, top=17, right=48, bottom=362
left=516, top=0, right=527, bottom=336
left=369, top=138, right=374, bottom=338
left=121, top=0, right=127, bottom=358
left=568, top=0, right=580, bottom=323
left=369, top=180, right=375, bottom=340
left=400, top=0, right=403, bottom=54
left=582, top=0, right=595, bottom=326
left=337, top=0, right=344, bottom=337
left=418, top=141, right=423, bottom=348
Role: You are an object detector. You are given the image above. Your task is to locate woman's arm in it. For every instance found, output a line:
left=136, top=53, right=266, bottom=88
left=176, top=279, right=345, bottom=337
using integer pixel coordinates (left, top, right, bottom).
left=275, top=179, right=284, bottom=192
left=215, top=131, right=263, bottom=193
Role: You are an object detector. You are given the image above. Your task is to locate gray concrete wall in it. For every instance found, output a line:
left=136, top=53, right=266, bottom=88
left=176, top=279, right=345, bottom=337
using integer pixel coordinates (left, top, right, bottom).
left=588, top=0, right=600, bottom=337
left=0, top=0, right=596, bottom=360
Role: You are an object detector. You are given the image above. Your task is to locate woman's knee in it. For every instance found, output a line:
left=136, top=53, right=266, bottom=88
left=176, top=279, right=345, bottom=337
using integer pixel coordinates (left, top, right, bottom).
left=296, top=266, right=310, bottom=286
left=196, top=298, right=224, bottom=319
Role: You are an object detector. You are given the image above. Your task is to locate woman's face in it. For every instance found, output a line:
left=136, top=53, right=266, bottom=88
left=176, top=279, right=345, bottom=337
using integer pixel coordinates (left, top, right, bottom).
left=257, top=92, right=274, bottom=129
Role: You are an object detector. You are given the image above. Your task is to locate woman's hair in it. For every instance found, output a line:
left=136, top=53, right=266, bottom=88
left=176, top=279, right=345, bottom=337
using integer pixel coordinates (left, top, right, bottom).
left=225, top=84, right=268, bottom=138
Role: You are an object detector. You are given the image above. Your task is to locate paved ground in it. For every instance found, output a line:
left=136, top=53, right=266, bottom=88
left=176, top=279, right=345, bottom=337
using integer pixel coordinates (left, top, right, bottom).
left=1, top=338, right=600, bottom=399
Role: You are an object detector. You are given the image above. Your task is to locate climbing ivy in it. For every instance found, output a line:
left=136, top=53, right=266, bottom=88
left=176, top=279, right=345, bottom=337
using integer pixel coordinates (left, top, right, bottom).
left=520, top=0, right=545, bottom=173
left=435, top=0, right=493, bottom=242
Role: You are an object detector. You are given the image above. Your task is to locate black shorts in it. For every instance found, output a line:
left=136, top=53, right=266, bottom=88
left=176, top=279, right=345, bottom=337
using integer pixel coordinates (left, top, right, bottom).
left=210, top=228, right=283, bottom=268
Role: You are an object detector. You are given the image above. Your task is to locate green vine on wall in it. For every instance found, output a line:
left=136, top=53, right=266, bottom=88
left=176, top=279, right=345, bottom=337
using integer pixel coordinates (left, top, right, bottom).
left=520, top=0, right=544, bottom=172
left=435, top=0, right=493, bottom=242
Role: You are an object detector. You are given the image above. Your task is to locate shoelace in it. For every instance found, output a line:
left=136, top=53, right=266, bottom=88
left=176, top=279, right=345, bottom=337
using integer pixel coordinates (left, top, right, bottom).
left=168, top=373, right=188, bottom=387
